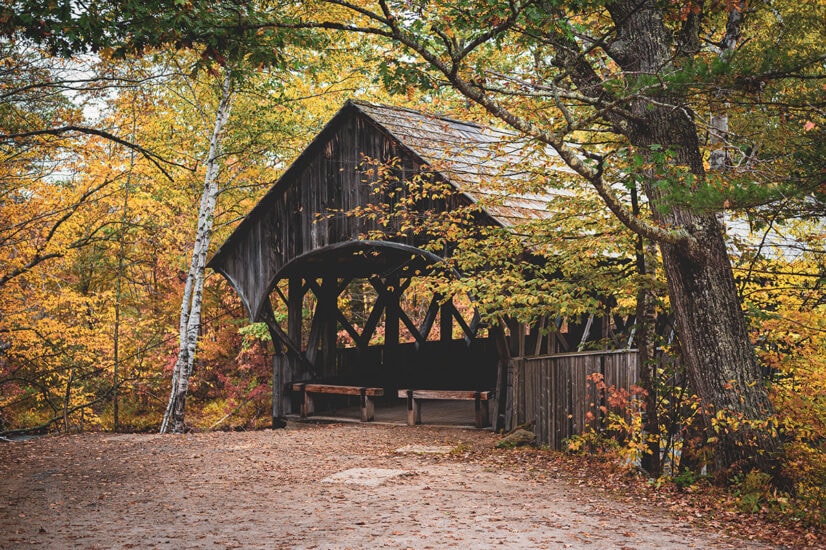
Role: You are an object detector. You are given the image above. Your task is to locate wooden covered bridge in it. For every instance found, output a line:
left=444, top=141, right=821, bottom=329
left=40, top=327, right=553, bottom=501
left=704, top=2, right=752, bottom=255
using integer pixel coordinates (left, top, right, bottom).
left=208, top=100, right=636, bottom=438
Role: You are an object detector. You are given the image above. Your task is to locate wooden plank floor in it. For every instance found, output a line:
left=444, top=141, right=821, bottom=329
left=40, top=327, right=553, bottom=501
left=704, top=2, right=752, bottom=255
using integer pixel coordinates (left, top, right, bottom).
left=291, top=398, right=483, bottom=428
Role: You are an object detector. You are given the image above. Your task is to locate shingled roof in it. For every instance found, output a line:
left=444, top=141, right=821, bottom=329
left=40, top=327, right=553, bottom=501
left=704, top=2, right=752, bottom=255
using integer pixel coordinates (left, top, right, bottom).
left=349, top=100, right=574, bottom=226
left=207, top=100, right=577, bottom=321
left=209, top=100, right=574, bottom=270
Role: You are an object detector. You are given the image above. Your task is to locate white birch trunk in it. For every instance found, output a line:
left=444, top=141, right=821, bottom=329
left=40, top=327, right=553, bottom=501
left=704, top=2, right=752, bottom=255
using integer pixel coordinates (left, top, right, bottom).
left=709, top=4, right=744, bottom=172
left=160, top=67, right=234, bottom=434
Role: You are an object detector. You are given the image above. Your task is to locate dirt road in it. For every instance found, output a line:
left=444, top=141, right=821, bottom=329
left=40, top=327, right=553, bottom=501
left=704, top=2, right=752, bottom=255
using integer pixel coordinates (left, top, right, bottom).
left=0, top=422, right=772, bottom=549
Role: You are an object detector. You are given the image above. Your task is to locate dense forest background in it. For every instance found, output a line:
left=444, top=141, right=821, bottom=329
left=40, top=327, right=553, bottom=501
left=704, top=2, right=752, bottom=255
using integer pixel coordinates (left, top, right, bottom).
left=0, top=0, right=823, bottom=526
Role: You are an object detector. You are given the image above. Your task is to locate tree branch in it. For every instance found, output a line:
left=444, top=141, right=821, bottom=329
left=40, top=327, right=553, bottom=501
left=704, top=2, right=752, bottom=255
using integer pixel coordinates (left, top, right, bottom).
left=0, top=126, right=193, bottom=180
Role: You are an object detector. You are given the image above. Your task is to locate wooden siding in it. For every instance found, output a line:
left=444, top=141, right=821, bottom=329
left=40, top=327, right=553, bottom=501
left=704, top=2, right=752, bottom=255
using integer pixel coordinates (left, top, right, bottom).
left=510, top=350, right=638, bottom=450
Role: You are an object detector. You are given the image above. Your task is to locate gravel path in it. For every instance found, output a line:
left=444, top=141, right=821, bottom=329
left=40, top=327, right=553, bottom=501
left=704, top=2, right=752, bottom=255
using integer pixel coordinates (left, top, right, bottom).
left=0, top=422, right=772, bottom=549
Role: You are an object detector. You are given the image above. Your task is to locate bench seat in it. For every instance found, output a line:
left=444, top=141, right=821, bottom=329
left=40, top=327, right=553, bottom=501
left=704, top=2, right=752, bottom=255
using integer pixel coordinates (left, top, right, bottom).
left=290, top=383, right=384, bottom=422
left=397, top=389, right=493, bottom=428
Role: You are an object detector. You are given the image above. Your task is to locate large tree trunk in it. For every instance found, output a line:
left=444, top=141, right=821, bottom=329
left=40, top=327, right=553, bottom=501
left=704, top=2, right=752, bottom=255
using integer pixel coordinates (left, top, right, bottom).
left=160, top=67, right=234, bottom=434
left=607, top=0, right=779, bottom=473
left=660, top=222, right=777, bottom=472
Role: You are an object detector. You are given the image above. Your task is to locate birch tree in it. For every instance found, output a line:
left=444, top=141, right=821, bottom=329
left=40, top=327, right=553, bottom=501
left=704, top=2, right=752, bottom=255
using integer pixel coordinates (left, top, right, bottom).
left=160, top=67, right=234, bottom=434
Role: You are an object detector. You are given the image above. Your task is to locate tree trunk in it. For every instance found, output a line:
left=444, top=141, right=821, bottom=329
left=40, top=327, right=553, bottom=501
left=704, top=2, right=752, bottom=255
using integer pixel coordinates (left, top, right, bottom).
left=607, top=0, right=779, bottom=473
left=63, top=367, right=75, bottom=432
left=632, top=186, right=661, bottom=476
left=160, top=67, right=234, bottom=434
left=660, top=228, right=777, bottom=472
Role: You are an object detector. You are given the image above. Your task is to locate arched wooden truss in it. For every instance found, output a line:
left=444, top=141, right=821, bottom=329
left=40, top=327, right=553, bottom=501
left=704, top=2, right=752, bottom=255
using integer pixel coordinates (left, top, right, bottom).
left=256, top=239, right=492, bottom=390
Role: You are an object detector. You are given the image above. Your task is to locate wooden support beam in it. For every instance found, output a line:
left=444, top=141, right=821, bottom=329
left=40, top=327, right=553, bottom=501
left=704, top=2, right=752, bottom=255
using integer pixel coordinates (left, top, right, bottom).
left=359, top=294, right=386, bottom=349
left=452, top=305, right=474, bottom=343
left=395, top=302, right=425, bottom=345
left=553, top=317, right=570, bottom=353
left=260, top=300, right=288, bottom=424
left=273, top=283, right=289, bottom=308
left=304, top=277, right=322, bottom=300
left=440, top=301, right=453, bottom=343
left=272, top=354, right=288, bottom=422
left=577, top=313, right=595, bottom=352
left=555, top=331, right=570, bottom=353
left=418, top=294, right=441, bottom=341
left=287, top=276, right=306, bottom=379
left=260, top=303, right=316, bottom=377
left=491, top=321, right=511, bottom=432
left=305, top=300, right=323, bottom=366
left=397, top=276, right=413, bottom=295
left=370, top=275, right=398, bottom=346
left=321, top=277, right=338, bottom=378
left=534, top=316, right=546, bottom=356
left=465, top=310, right=482, bottom=346
left=335, top=309, right=362, bottom=349
left=307, top=275, right=361, bottom=355
left=506, top=317, right=525, bottom=358
left=469, top=310, right=481, bottom=336
left=336, top=277, right=353, bottom=296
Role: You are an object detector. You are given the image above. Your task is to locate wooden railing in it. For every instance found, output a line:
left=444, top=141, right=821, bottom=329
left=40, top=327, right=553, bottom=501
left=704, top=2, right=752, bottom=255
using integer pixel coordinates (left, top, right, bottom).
left=509, top=350, right=639, bottom=450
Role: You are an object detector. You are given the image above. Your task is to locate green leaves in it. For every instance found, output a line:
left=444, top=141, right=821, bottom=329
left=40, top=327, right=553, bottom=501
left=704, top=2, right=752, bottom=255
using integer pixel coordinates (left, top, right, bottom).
left=238, top=322, right=273, bottom=349
left=377, top=59, right=437, bottom=93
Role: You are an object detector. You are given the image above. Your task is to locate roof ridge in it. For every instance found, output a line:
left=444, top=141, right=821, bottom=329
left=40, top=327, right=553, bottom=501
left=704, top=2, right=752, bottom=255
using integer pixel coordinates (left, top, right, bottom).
left=348, top=99, right=490, bottom=131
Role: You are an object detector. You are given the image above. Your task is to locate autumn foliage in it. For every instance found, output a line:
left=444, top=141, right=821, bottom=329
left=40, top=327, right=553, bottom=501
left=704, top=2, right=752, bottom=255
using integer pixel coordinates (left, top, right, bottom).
left=1, top=0, right=824, bottom=536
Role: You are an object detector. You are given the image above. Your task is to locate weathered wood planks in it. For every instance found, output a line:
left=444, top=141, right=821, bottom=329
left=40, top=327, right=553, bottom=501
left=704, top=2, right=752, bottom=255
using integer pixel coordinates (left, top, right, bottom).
left=397, top=389, right=493, bottom=428
left=290, top=383, right=384, bottom=422
left=509, top=350, right=639, bottom=450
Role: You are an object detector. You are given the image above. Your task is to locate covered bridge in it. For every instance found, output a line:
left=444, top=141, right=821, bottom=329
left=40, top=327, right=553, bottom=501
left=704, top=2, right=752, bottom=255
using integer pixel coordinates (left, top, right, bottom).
left=208, top=100, right=629, bottom=433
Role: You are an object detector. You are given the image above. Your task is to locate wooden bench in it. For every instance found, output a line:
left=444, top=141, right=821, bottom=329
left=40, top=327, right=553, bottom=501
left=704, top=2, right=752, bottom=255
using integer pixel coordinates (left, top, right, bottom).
left=397, top=389, right=493, bottom=428
left=290, top=383, right=384, bottom=422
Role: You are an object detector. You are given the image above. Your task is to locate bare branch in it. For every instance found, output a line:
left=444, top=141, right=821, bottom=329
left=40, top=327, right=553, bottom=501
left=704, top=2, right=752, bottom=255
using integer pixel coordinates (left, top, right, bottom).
left=0, top=126, right=194, bottom=180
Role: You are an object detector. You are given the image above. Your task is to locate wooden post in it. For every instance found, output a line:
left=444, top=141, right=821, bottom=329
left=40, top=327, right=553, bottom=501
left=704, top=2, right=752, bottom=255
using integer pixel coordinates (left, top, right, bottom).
left=384, top=275, right=400, bottom=348
left=492, top=322, right=511, bottom=432
left=403, top=389, right=420, bottom=425
left=360, top=388, right=374, bottom=422
left=440, top=300, right=453, bottom=344
left=288, top=276, right=304, bottom=381
left=474, top=392, right=490, bottom=428
left=260, top=300, right=289, bottom=425
left=303, top=392, right=314, bottom=417
left=321, top=277, right=338, bottom=379
left=272, top=354, right=285, bottom=424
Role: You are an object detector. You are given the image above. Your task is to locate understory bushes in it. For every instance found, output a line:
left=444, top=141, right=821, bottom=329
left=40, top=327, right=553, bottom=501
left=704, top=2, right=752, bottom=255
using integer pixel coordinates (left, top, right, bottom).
left=565, top=319, right=826, bottom=527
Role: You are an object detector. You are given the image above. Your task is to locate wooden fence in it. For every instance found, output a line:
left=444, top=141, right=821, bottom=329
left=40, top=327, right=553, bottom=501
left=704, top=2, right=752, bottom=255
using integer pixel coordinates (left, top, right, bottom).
left=509, top=350, right=639, bottom=450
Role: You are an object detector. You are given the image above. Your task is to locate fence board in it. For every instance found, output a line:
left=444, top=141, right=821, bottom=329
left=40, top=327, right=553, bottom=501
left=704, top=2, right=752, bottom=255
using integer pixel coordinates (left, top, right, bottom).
left=510, top=350, right=638, bottom=450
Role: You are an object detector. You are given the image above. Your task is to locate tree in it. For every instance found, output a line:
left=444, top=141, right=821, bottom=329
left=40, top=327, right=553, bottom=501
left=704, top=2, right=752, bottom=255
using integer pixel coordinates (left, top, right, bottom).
left=160, top=65, right=234, bottom=433
left=1, top=1, right=399, bottom=432
left=297, top=0, right=825, bottom=473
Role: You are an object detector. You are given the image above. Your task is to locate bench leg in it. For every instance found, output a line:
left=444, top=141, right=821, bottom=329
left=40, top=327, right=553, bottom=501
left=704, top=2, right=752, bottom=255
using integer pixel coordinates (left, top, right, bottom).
left=361, top=395, right=375, bottom=422
left=475, top=396, right=490, bottom=428
left=302, top=391, right=314, bottom=417
left=411, top=399, right=422, bottom=425
left=404, top=391, right=421, bottom=426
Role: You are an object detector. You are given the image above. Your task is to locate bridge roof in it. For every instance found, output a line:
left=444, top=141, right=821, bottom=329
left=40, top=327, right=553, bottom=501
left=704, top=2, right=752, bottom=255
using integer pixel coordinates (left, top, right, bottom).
left=349, top=100, right=574, bottom=227
left=207, top=100, right=579, bottom=320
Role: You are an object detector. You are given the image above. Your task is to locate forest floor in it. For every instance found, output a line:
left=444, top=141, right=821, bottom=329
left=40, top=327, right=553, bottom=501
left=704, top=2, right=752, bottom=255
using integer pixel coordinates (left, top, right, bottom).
left=0, top=421, right=818, bottom=549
